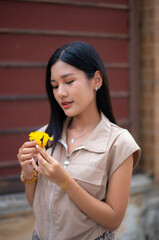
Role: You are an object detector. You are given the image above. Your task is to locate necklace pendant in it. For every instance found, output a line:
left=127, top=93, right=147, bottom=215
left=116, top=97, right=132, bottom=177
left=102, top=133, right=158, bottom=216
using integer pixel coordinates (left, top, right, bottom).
left=70, top=138, right=75, bottom=144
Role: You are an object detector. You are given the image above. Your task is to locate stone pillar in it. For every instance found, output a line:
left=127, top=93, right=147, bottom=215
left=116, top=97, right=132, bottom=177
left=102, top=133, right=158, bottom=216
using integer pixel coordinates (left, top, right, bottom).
left=140, top=0, right=159, bottom=180
left=153, top=0, right=159, bottom=181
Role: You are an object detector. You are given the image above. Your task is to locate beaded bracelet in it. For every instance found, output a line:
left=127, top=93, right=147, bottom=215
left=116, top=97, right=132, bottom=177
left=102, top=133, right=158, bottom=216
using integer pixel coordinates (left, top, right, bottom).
left=62, top=173, right=70, bottom=191
left=20, top=170, right=38, bottom=184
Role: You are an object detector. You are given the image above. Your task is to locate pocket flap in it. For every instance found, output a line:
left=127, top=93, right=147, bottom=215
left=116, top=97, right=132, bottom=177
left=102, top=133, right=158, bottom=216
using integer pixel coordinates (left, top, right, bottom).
left=68, top=164, right=104, bottom=186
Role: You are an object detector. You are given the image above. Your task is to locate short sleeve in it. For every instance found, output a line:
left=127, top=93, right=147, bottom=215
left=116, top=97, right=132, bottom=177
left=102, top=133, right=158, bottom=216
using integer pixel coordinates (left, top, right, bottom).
left=108, top=130, right=141, bottom=179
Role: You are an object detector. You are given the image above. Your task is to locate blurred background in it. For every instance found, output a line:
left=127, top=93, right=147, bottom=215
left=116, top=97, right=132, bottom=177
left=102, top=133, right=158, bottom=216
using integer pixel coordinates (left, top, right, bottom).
left=0, top=0, right=159, bottom=239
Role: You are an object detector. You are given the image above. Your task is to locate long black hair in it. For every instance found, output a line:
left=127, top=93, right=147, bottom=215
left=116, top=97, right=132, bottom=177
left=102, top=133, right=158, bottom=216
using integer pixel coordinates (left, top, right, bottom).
left=45, top=41, right=116, bottom=151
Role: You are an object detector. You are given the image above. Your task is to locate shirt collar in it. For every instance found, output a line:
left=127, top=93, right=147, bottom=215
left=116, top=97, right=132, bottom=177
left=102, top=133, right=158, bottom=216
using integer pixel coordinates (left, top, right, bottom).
left=82, top=112, right=111, bottom=153
left=60, top=112, right=111, bottom=153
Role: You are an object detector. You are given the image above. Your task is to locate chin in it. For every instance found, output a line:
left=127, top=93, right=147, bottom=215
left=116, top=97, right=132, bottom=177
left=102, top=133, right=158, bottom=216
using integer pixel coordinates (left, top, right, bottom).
left=63, top=110, right=79, bottom=118
left=63, top=110, right=74, bottom=117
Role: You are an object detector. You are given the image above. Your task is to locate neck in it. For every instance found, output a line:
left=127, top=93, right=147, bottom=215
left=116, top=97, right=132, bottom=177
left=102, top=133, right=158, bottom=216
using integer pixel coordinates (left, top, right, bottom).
left=69, top=108, right=101, bottom=131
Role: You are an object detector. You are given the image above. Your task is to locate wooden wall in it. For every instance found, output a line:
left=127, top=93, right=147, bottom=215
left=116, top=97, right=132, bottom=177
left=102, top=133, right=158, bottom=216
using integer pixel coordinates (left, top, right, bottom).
left=0, top=0, right=140, bottom=194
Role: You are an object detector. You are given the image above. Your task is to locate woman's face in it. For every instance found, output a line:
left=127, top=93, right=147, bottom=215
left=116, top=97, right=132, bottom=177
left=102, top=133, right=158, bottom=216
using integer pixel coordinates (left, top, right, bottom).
left=50, top=61, right=97, bottom=117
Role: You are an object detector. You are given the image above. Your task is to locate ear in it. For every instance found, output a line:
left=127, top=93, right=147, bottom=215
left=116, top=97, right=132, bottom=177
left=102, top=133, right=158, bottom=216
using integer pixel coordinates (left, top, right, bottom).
left=93, top=71, right=103, bottom=91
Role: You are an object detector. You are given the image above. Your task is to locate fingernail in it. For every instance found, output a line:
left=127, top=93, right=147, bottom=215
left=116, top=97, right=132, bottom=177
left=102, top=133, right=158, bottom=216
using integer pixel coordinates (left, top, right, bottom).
left=36, top=144, right=39, bottom=149
left=30, top=158, right=34, bottom=162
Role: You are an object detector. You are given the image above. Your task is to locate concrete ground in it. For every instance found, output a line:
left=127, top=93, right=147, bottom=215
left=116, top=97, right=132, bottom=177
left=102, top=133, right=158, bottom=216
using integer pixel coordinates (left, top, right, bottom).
left=0, top=193, right=35, bottom=240
left=0, top=212, right=35, bottom=240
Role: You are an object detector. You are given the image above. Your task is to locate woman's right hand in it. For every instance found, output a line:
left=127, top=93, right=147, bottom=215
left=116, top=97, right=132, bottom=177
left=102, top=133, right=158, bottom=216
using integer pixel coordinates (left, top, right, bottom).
left=17, top=140, right=38, bottom=178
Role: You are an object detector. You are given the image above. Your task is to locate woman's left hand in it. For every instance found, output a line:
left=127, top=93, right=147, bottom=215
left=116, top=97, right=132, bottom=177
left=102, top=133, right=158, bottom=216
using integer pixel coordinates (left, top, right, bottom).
left=32, top=145, right=67, bottom=189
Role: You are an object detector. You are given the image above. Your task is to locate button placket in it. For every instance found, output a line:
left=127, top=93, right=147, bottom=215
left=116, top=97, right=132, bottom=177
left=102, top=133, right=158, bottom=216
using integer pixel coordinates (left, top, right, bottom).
left=62, top=144, right=84, bottom=169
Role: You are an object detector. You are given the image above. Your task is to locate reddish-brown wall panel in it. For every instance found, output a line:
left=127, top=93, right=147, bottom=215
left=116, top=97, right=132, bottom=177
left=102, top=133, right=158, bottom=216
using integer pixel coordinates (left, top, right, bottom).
left=0, top=2, right=128, bottom=34
left=69, top=0, right=128, bottom=3
left=112, top=98, right=129, bottom=120
left=0, top=100, right=50, bottom=129
left=0, top=68, right=46, bottom=95
left=107, top=69, right=129, bottom=91
left=0, top=167, right=20, bottom=177
left=0, top=133, right=33, bottom=162
left=0, top=35, right=128, bottom=63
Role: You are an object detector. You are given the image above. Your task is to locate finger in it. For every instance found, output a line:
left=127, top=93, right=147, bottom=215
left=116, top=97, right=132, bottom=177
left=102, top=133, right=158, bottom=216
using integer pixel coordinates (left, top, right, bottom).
left=21, top=158, right=34, bottom=167
left=19, top=148, right=37, bottom=159
left=18, top=141, right=37, bottom=156
left=18, top=142, right=38, bottom=162
left=23, top=140, right=37, bottom=148
left=18, top=153, right=36, bottom=163
left=32, top=159, right=43, bottom=174
left=36, top=152, right=48, bottom=169
left=36, top=145, right=52, bottom=164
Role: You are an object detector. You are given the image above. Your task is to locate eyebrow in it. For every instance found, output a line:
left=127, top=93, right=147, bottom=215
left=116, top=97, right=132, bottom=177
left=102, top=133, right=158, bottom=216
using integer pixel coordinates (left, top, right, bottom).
left=51, top=73, right=75, bottom=82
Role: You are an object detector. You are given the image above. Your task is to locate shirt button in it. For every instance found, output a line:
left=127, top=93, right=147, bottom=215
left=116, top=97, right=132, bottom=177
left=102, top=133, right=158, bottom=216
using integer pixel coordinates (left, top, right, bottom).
left=64, top=158, right=69, bottom=166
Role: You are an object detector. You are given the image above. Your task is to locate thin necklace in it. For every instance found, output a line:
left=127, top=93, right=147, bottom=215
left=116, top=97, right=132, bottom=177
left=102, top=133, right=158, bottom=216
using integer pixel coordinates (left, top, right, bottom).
left=69, top=123, right=99, bottom=144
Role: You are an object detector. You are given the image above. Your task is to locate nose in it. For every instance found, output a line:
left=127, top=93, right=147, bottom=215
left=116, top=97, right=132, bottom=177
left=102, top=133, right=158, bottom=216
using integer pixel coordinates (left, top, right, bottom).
left=57, top=84, right=68, bottom=98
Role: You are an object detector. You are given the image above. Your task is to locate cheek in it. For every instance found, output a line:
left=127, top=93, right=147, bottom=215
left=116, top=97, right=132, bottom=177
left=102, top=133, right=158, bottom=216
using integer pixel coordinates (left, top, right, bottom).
left=77, top=88, right=94, bottom=105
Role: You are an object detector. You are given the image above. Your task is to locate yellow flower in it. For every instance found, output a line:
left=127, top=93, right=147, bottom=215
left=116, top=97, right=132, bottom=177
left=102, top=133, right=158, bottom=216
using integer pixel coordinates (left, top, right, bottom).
left=29, top=131, right=53, bottom=149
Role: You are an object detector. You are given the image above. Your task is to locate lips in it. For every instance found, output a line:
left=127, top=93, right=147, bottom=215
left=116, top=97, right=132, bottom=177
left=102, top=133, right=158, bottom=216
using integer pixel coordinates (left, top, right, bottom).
left=61, top=101, right=73, bottom=109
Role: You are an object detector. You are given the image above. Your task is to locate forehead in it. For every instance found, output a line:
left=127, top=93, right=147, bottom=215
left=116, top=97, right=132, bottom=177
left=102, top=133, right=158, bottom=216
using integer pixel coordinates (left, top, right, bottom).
left=51, top=61, right=80, bottom=78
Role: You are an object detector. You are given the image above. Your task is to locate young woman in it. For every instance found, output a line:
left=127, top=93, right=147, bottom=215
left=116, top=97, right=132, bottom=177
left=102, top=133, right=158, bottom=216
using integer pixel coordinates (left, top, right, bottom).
left=18, top=41, right=141, bottom=240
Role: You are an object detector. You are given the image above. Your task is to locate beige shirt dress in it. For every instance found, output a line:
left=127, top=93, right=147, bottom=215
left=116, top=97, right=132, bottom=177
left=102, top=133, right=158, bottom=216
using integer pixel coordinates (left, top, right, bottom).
left=32, top=113, right=141, bottom=240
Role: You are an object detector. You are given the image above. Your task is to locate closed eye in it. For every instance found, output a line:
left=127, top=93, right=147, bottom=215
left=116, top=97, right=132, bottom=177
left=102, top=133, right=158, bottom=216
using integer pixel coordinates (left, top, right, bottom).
left=51, top=80, right=74, bottom=89
left=52, top=85, right=58, bottom=89
left=66, top=80, right=74, bottom=85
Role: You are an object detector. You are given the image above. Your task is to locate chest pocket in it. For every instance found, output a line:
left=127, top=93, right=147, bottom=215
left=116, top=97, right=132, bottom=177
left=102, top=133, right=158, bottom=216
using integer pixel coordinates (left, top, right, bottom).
left=68, top=163, right=107, bottom=197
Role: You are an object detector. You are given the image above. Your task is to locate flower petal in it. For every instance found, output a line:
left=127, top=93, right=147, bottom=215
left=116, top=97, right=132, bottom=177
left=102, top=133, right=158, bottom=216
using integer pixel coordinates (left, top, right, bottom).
left=29, top=131, right=53, bottom=148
